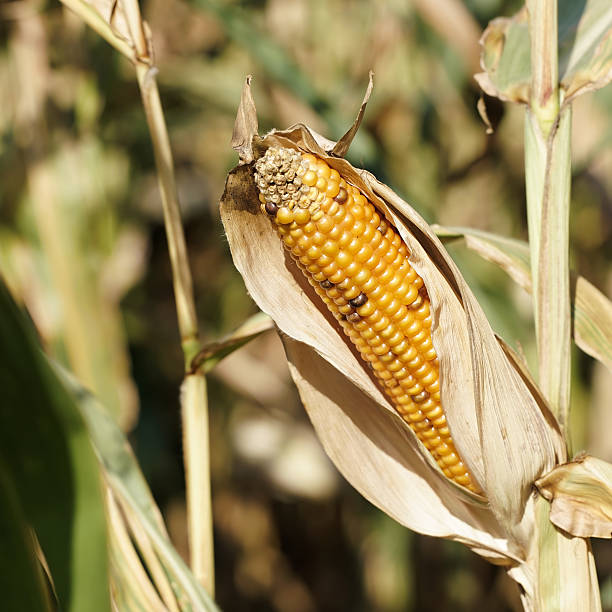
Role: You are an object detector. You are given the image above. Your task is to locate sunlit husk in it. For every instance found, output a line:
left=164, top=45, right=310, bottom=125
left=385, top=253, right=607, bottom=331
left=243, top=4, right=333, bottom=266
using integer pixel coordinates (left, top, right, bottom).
left=536, top=454, right=612, bottom=539
left=220, top=77, right=565, bottom=564
left=515, top=495, right=602, bottom=612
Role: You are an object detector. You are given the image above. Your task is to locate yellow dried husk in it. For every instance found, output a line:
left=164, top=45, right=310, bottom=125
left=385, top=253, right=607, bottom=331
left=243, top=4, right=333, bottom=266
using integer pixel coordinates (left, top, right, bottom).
left=536, top=454, right=612, bottom=539
left=220, top=76, right=567, bottom=581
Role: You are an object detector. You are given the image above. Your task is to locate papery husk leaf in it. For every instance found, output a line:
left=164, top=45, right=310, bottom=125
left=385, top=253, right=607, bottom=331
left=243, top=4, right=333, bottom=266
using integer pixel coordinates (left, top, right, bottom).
left=221, top=78, right=563, bottom=558
left=221, top=164, right=505, bottom=553
left=283, top=334, right=517, bottom=564
left=476, top=1, right=612, bottom=106
left=536, top=455, right=612, bottom=538
left=231, top=75, right=258, bottom=164
left=364, top=178, right=562, bottom=543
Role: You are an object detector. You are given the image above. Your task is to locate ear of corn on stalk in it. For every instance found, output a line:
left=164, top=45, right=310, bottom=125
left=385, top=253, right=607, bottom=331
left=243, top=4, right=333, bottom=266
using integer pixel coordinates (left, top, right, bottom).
left=222, top=76, right=575, bottom=608
left=254, top=146, right=480, bottom=493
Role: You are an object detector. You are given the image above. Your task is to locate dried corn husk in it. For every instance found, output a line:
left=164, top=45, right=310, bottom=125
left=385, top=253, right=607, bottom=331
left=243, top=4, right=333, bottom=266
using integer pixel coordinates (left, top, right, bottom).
left=220, top=76, right=567, bottom=597
left=536, top=454, right=612, bottom=539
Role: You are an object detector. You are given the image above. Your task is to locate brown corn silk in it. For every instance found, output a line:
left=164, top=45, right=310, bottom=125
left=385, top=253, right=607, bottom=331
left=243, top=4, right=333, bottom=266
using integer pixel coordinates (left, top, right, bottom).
left=254, top=146, right=480, bottom=493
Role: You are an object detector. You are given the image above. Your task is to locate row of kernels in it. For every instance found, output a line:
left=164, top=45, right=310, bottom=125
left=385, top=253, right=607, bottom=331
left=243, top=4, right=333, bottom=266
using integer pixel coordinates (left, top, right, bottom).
left=266, top=165, right=473, bottom=488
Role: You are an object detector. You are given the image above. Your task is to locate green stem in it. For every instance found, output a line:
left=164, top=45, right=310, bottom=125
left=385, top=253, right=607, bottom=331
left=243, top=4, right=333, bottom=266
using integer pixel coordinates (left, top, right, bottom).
left=527, top=0, right=559, bottom=136
left=532, top=496, right=601, bottom=611
left=525, top=0, right=571, bottom=434
left=134, top=54, right=215, bottom=601
left=525, top=107, right=572, bottom=435
left=524, top=3, right=599, bottom=607
left=60, top=0, right=216, bottom=596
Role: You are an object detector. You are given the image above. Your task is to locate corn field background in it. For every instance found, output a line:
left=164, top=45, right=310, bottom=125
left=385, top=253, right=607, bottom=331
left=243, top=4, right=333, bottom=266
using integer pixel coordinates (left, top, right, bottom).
left=1, top=0, right=612, bottom=610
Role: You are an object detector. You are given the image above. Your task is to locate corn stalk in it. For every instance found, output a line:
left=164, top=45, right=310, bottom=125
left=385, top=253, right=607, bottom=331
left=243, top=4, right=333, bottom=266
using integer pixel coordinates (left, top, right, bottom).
left=57, top=0, right=214, bottom=596
left=524, top=2, right=598, bottom=609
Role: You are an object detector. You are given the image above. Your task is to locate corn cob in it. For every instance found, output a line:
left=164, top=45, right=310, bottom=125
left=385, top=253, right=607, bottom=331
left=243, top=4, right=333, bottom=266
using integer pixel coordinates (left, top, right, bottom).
left=254, top=147, right=480, bottom=493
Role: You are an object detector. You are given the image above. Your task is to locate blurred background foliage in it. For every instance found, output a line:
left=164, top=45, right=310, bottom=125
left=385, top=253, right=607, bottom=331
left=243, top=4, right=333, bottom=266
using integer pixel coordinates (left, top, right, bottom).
left=1, top=0, right=611, bottom=610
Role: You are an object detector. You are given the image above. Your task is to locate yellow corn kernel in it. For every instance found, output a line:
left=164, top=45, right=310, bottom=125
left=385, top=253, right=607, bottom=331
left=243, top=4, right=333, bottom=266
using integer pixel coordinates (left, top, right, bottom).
left=254, top=146, right=480, bottom=494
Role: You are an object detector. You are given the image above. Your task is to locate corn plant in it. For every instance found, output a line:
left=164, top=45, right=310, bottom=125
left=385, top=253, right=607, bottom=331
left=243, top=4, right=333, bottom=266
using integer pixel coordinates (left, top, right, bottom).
left=2, top=0, right=612, bottom=611
left=221, top=2, right=612, bottom=610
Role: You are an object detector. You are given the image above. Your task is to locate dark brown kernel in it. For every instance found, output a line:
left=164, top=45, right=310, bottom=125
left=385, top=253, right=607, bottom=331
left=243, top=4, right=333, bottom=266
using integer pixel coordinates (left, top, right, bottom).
left=377, top=219, right=389, bottom=234
left=265, top=201, right=278, bottom=215
left=320, top=279, right=334, bottom=289
left=419, top=285, right=429, bottom=300
left=334, top=187, right=348, bottom=204
left=347, top=312, right=361, bottom=323
left=411, top=390, right=430, bottom=404
left=349, top=293, right=368, bottom=308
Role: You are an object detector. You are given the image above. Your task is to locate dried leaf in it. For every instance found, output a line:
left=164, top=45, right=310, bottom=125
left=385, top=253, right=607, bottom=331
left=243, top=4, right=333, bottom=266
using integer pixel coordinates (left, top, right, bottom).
left=475, top=9, right=531, bottom=105
left=193, top=311, right=273, bottom=374
left=231, top=75, right=258, bottom=164
left=434, top=225, right=532, bottom=292
left=525, top=495, right=602, bottom=612
left=574, top=276, right=612, bottom=373
left=284, top=334, right=515, bottom=564
left=331, top=71, right=374, bottom=158
left=60, top=0, right=138, bottom=61
left=476, top=0, right=612, bottom=105
left=364, top=178, right=562, bottom=537
left=536, top=455, right=612, bottom=538
left=433, top=226, right=612, bottom=375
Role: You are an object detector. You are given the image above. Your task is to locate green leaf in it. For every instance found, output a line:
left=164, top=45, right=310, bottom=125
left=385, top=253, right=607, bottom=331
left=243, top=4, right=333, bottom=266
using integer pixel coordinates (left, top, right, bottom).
left=55, top=369, right=221, bottom=612
left=477, top=0, right=612, bottom=104
left=0, top=281, right=110, bottom=612
left=0, top=459, right=53, bottom=612
left=531, top=485, right=601, bottom=610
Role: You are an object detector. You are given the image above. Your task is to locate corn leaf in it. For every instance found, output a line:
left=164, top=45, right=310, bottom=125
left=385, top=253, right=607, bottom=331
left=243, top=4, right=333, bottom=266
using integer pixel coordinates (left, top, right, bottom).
left=530, top=495, right=602, bottom=611
left=536, top=455, right=612, bottom=539
left=283, top=335, right=514, bottom=563
left=193, top=311, right=274, bottom=374
left=574, top=277, right=612, bottom=373
left=0, top=460, right=52, bottom=612
left=106, top=488, right=177, bottom=612
left=0, top=281, right=110, bottom=612
left=476, top=0, right=612, bottom=105
left=433, top=225, right=531, bottom=291
left=370, top=178, right=563, bottom=535
left=55, top=369, right=221, bottom=612
left=433, top=226, right=612, bottom=376
left=59, top=0, right=136, bottom=61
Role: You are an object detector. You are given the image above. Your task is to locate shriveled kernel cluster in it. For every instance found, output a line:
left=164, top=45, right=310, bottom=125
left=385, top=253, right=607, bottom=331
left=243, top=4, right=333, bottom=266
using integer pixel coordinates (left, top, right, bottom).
left=254, top=146, right=480, bottom=493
